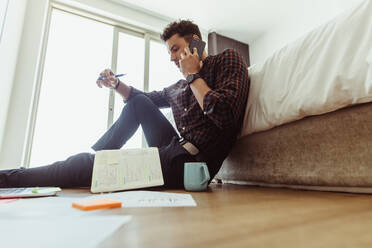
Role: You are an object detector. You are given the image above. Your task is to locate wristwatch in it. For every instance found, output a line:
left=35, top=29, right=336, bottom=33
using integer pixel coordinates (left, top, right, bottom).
left=113, top=79, right=120, bottom=90
left=186, top=73, right=201, bottom=85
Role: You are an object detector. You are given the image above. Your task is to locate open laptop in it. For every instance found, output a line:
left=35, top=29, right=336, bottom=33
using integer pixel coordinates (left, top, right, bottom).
left=0, top=187, right=61, bottom=199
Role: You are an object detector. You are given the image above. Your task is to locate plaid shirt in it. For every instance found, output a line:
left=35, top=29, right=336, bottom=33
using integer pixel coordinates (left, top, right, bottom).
left=127, top=49, right=249, bottom=167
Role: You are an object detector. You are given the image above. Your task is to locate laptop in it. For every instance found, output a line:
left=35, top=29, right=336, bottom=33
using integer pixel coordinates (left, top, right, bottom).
left=0, top=187, right=61, bottom=199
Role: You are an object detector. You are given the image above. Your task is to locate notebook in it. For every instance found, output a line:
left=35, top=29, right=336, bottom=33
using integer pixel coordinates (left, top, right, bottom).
left=90, top=147, right=164, bottom=193
left=0, top=187, right=61, bottom=199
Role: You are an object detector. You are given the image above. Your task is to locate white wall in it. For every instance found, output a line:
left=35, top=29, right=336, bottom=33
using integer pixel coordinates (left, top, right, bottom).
left=0, top=0, right=9, bottom=40
left=0, top=0, right=49, bottom=169
left=0, top=0, right=208, bottom=169
left=0, top=0, right=28, bottom=157
left=250, top=0, right=364, bottom=65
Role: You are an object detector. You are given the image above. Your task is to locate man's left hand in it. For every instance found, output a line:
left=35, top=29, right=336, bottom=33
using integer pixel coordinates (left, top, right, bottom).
left=179, top=47, right=203, bottom=78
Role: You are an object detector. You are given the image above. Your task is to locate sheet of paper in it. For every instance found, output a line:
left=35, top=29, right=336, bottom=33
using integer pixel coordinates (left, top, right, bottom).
left=0, top=216, right=131, bottom=248
left=91, top=148, right=164, bottom=193
left=85, top=191, right=197, bottom=207
left=0, top=196, right=131, bottom=248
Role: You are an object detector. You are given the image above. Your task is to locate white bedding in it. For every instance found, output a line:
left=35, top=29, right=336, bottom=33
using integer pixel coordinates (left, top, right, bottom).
left=240, top=0, right=372, bottom=137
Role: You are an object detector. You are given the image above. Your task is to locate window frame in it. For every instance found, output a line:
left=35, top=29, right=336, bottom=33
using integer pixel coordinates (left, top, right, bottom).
left=23, top=1, right=166, bottom=167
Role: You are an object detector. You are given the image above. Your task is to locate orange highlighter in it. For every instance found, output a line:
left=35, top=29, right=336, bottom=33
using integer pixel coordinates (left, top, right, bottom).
left=72, top=199, right=122, bottom=211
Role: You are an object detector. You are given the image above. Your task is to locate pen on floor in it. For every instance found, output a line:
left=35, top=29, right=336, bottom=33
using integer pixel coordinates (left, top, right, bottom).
left=98, top=73, right=126, bottom=81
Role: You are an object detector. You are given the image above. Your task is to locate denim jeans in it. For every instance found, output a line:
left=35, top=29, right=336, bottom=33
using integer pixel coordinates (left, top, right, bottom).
left=0, top=94, right=195, bottom=188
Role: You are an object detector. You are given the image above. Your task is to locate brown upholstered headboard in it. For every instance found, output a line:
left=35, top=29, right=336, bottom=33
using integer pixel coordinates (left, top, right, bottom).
left=208, top=32, right=250, bottom=67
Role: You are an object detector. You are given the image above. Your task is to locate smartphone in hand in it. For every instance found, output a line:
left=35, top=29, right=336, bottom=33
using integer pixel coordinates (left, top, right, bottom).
left=189, top=38, right=206, bottom=60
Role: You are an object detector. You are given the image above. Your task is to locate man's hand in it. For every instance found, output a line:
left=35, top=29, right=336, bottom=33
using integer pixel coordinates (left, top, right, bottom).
left=179, top=47, right=203, bottom=78
left=96, top=68, right=118, bottom=89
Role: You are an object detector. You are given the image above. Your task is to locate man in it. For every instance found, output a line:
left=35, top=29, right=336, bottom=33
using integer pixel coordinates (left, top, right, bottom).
left=0, top=20, right=249, bottom=188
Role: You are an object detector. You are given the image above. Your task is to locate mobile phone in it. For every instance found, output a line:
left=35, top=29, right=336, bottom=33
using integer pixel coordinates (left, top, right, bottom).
left=189, top=38, right=206, bottom=60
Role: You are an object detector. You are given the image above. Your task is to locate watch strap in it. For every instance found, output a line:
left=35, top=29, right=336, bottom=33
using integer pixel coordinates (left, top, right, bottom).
left=186, top=73, right=201, bottom=85
left=113, top=79, right=120, bottom=89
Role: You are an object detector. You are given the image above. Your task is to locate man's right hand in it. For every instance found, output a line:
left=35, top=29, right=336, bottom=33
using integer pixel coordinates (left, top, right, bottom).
left=96, top=68, right=118, bottom=89
left=96, top=68, right=131, bottom=100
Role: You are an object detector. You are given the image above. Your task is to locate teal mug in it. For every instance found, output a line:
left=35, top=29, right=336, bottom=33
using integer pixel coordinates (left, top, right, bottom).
left=184, top=162, right=210, bottom=191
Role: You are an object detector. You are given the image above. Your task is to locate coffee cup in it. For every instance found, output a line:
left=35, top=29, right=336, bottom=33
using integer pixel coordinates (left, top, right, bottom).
left=184, top=162, right=210, bottom=191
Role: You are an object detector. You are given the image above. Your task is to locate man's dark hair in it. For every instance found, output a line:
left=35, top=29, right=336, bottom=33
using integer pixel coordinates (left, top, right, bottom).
left=160, top=19, right=202, bottom=42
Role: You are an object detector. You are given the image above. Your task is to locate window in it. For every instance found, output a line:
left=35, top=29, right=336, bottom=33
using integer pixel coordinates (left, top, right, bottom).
left=30, top=9, right=112, bottom=167
left=28, top=8, right=183, bottom=167
left=113, top=31, right=145, bottom=149
left=148, top=40, right=183, bottom=125
left=149, top=40, right=183, bottom=92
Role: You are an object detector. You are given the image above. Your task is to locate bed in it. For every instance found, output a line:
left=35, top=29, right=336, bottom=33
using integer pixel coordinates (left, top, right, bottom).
left=215, top=0, right=372, bottom=193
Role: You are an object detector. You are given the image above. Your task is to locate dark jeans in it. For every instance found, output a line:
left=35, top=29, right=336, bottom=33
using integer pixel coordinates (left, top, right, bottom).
left=0, top=94, right=195, bottom=189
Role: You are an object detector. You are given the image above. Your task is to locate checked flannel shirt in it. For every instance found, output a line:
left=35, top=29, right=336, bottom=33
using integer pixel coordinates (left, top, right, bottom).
left=126, top=49, right=250, bottom=172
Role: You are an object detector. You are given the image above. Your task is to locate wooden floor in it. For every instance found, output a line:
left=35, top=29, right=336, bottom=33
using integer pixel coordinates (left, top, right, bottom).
left=70, top=183, right=372, bottom=248
left=97, top=183, right=372, bottom=248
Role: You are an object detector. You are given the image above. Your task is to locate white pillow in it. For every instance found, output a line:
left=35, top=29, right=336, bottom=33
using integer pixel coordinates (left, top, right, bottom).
left=240, top=0, right=372, bottom=137
left=367, top=48, right=372, bottom=87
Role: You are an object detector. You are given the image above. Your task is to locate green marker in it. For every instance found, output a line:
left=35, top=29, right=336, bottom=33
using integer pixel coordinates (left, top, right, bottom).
left=32, top=187, right=39, bottom=193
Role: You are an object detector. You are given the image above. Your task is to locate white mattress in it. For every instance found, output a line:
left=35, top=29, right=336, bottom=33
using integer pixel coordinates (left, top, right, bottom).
left=240, top=0, right=372, bottom=137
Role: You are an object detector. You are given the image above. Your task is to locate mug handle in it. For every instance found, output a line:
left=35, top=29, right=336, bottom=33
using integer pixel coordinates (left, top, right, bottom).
left=200, top=164, right=210, bottom=184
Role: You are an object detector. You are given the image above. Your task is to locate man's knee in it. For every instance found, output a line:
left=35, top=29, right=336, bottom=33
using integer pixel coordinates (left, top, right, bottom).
left=65, top=153, right=94, bottom=169
left=62, top=153, right=94, bottom=187
left=126, top=94, right=156, bottom=115
left=127, top=94, right=152, bottom=106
